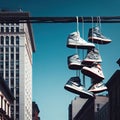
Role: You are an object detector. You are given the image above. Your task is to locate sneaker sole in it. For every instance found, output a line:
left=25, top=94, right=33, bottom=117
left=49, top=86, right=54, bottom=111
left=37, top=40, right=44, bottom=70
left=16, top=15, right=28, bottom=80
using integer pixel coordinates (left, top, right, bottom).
left=67, top=42, right=95, bottom=49
left=88, top=37, right=111, bottom=44
left=89, top=87, right=107, bottom=93
left=64, top=84, right=94, bottom=98
left=81, top=67, right=104, bottom=81
left=68, top=63, right=83, bottom=70
left=82, top=60, right=102, bottom=65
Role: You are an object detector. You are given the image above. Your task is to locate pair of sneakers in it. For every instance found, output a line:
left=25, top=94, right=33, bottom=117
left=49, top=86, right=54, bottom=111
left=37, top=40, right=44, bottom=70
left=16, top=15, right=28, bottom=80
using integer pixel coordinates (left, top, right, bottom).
left=67, top=26, right=111, bottom=49
left=64, top=76, right=107, bottom=98
left=68, top=48, right=104, bottom=80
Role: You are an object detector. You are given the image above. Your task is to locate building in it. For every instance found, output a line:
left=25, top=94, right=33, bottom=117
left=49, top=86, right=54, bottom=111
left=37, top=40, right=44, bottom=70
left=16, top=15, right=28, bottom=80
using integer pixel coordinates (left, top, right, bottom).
left=32, top=102, right=40, bottom=120
left=69, top=95, right=109, bottom=120
left=94, top=95, right=109, bottom=120
left=106, top=70, right=120, bottom=120
left=68, top=96, right=88, bottom=120
left=95, top=102, right=110, bottom=120
left=0, top=77, right=14, bottom=120
left=68, top=96, right=94, bottom=120
left=0, top=11, right=36, bottom=120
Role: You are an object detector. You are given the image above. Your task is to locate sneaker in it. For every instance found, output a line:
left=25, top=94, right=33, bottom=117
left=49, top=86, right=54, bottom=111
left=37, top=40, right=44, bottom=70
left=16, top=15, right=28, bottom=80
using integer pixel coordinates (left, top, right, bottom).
left=81, top=63, right=105, bottom=81
left=88, top=26, right=112, bottom=44
left=67, top=31, right=95, bottom=49
left=64, top=76, right=94, bottom=98
left=82, top=48, right=102, bottom=66
left=88, top=82, right=107, bottom=93
left=68, top=54, right=83, bottom=70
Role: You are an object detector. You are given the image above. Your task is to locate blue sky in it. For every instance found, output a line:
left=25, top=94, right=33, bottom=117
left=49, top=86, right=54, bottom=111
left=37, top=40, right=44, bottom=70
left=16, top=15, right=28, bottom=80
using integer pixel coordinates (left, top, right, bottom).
left=0, top=0, right=120, bottom=120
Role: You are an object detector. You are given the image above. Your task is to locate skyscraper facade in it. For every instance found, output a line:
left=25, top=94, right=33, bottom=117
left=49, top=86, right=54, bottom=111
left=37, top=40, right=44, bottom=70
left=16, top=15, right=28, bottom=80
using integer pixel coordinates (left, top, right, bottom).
left=0, top=11, right=36, bottom=120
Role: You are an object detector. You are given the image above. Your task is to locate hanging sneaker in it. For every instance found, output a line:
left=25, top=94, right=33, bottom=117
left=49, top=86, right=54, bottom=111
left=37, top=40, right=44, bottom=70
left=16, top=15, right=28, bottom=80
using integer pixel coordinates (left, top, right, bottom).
left=64, top=76, right=94, bottom=98
left=67, top=31, right=95, bottom=49
left=81, top=63, right=105, bottom=81
left=88, top=81, right=107, bottom=93
left=88, top=26, right=112, bottom=44
left=68, top=54, right=83, bottom=70
left=82, top=48, right=102, bottom=66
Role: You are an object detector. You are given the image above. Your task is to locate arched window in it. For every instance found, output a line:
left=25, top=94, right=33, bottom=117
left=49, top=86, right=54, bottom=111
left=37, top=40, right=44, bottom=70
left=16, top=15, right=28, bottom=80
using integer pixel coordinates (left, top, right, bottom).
left=6, top=27, right=9, bottom=32
left=11, top=27, right=14, bottom=32
left=6, top=36, right=9, bottom=45
left=1, top=36, right=4, bottom=44
left=11, top=36, right=14, bottom=45
left=16, top=36, right=19, bottom=45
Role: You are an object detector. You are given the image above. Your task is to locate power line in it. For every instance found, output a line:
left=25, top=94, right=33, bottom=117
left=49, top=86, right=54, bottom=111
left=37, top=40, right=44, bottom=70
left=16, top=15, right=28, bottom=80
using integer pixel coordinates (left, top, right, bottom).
left=1, top=16, right=120, bottom=23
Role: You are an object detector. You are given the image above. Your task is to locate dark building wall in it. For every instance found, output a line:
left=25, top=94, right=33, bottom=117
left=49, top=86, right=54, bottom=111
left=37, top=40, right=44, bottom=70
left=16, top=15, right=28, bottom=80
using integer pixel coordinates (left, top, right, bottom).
left=106, top=70, right=120, bottom=120
left=74, top=97, right=94, bottom=120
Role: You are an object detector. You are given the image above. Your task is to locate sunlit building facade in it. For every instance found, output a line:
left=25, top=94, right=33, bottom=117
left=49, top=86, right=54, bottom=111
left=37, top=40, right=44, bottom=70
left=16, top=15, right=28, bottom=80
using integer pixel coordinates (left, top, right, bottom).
left=0, top=11, right=36, bottom=120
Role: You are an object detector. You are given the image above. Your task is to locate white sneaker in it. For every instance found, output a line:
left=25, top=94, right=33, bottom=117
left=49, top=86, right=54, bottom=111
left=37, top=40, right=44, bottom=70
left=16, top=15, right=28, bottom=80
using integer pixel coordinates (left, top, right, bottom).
left=82, top=48, right=102, bottom=66
left=68, top=54, right=83, bottom=70
left=88, top=82, right=107, bottom=93
left=88, top=26, right=112, bottom=44
left=67, top=31, right=95, bottom=49
left=64, top=76, right=94, bottom=98
left=81, top=63, right=105, bottom=81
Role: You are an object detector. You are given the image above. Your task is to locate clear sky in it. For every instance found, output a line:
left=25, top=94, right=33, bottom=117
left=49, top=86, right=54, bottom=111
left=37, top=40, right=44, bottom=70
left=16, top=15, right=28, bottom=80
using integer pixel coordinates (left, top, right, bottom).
left=0, top=0, right=120, bottom=120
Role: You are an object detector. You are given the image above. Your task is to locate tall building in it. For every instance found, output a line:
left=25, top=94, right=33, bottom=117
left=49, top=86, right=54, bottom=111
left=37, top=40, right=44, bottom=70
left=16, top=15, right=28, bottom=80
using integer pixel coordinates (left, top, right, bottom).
left=0, top=11, right=36, bottom=120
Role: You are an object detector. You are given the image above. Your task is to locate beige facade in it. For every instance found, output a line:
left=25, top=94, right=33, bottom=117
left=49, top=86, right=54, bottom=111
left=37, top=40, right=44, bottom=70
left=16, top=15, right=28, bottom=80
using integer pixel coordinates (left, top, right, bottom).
left=0, top=11, right=35, bottom=120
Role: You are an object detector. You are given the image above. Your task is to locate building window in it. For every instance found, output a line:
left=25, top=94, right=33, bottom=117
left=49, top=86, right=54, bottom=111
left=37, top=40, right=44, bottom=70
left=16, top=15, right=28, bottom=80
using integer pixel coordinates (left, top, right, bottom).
left=0, top=62, right=3, bottom=69
left=11, top=70, right=14, bottom=77
left=5, top=47, right=9, bottom=52
left=6, top=54, right=9, bottom=60
left=16, top=79, right=19, bottom=87
left=16, top=70, right=19, bottom=77
left=1, top=27, right=4, bottom=32
left=16, top=47, right=19, bottom=52
left=11, top=47, right=14, bottom=52
left=16, top=27, right=19, bottom=32
left=0, top=71, right=3, bottom=77
left=6, top=27, right=9, bottom=32
left=10, top=61, right=14, bottom=69
left=5, top=62, right=9, bottom=69
left=96, top=104, right=100, bottom=112
left=1, top=36, right=4, bottom=44
left=16, top=97, right=19, bottom=104
left=11, top=78, right=14, bottom=87
left=11, top=36, right=14, bottom=45
left=6, top=36, right=9, bottom=45
left=11, top=54, right=14, bottom=60
left=16, top=36, right=19, bottom=45
left=11, top=88, right=14, bottom=95
left=11, top=27, right=14, bottom=32
left=6, top=70, right=9, bottom=77
left=0, top=54, right=3, bottom=60
left=16, top=54, right=19, bottom=60
left=16, top=61, right=19, bottom=69
left=16, top=88, right=19, bottom=96
left=0, top=48, right=3, bottom=52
